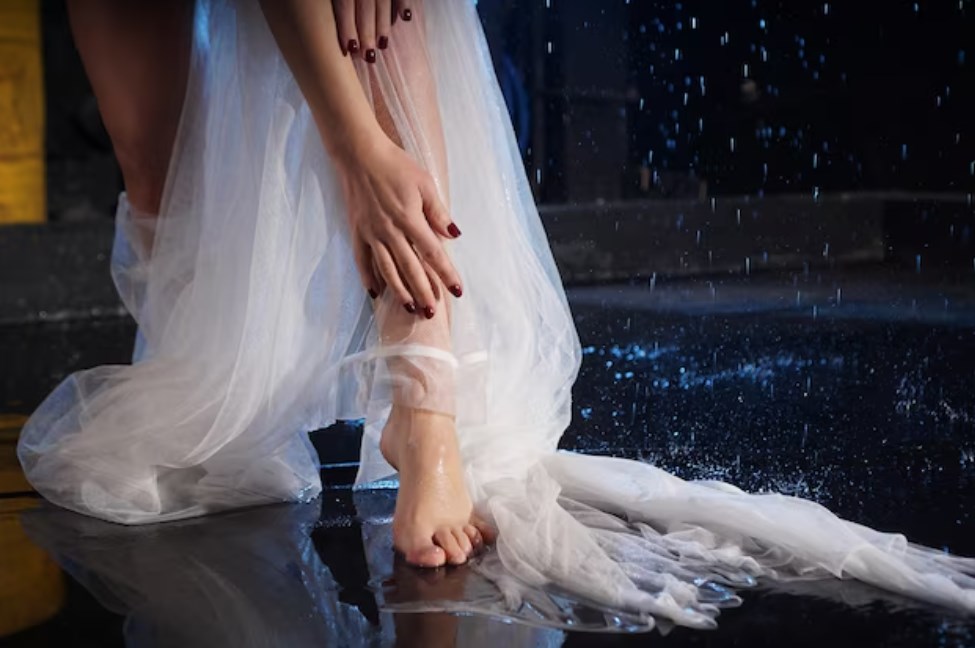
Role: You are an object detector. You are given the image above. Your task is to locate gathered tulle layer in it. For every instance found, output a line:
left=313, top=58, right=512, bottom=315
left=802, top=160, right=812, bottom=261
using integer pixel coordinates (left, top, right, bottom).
left=17, top=0, right=975, bottom=631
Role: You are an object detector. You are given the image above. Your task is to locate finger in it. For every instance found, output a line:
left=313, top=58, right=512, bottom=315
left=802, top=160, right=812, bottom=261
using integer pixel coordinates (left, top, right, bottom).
left=397, top=2, right=413, bottom=23
left=333, top=0, right=359, bottom=56
left=371, top=253, right=386, bottom=295
left=355, top=0, right=377, bottom=63
left=402, top=222, right=463, bottom=299
left=373, top=243, right=415, bottom=313
left=420, top=256, right=441, bottom=302
left=389, top=236, right=438, bottom=317
left=352, top=236, right=379, bottom=298
left=376, top=0, right=391, bottom=50
left=418, top=176, right=458, bottom=239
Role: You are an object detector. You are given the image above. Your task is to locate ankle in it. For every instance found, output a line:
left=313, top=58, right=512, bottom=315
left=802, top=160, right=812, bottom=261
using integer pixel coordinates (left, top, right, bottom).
left=380, top=406, right=457, bottom=465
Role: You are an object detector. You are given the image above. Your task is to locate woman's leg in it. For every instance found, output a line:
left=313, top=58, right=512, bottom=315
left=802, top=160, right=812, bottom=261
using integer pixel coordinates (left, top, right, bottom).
left=367, top=54, right=492, bottom=568
left=67, top=0, right=193, bottom=217
left=260, top=0, right=490, bottom=567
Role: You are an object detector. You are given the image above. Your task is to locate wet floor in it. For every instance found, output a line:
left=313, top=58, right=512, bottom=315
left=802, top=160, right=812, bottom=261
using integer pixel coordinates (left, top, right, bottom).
left=2, top=266, right=974, bottom=647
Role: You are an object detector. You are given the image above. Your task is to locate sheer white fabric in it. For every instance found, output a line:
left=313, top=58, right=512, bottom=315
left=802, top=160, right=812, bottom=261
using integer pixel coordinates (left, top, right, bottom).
left=17, top=0, right=974, bottom=631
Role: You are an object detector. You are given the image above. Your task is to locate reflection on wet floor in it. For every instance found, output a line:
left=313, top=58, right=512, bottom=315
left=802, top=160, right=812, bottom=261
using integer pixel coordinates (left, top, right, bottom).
left=7, top=496, right=571, bottom=648
left=3, top=487, right=974, bottom=648
left=2, top=270, right=975, bottom=646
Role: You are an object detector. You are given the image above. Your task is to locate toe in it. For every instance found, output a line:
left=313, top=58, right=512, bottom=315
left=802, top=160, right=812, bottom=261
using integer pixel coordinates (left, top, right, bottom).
left=434, top=528, right=467, bottom=565
left=452, top=527, right=473, bottom=556
left=464, top=524, right=483, bottom=550
left=471, top=515, right=497, bottom=544
left=406, top=543, right=447, bottom=568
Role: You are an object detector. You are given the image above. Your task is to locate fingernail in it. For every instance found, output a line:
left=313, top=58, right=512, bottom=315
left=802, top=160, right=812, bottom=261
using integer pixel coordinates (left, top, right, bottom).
left=365, top=49, right=377, bottom=63
left=404, top=302, right=416, bottom=314
left=348, top=39, right=359, bottom=54
left=368, top=288, right=379, bottom=299
left=447, top=222, right=461, bottom=238
left=423, top=305, right=435, bottom=319
left=402, top=8, right=413, bottom=21
left=378, top=35, right=389, bottom=50
left=449, top=284, right=463, bottom=298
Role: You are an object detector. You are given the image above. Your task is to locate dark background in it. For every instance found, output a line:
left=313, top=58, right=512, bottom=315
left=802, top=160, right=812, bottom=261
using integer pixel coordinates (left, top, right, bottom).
left=41, top=0, right=975, bottom=220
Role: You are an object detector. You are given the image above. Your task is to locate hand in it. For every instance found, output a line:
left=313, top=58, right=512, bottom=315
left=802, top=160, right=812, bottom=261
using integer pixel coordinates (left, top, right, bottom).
left=337, top=136, right=462, bottom=317
left=333, top=0, right=414, bottom=61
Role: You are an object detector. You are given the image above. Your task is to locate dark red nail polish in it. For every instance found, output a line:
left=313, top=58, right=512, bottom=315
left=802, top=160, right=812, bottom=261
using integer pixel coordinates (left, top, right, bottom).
left=404, top=302, right=416, bottom=314
left=378, top=35, right=389, bottom=50
left=449, top=284, right=462, bottom=298
left=447, top=223, right=461, bottom=238
left=348, top=39, right=359, bottom=54
left=423, top=305, right=435, bottom=319
left=402, top=8, right=413, bottom=21
left=368, top=288, right=378, bottom=299
left=365, top=49, right=377, bottom=63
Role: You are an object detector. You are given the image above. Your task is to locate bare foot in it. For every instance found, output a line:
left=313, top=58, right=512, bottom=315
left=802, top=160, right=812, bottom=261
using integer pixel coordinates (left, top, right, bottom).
left=380, top=405, right=495, bottom=567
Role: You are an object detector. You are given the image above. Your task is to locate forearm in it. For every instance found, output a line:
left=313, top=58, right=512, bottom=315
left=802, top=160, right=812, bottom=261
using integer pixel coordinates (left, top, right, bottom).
left=259, top=0, right=387, bottom=163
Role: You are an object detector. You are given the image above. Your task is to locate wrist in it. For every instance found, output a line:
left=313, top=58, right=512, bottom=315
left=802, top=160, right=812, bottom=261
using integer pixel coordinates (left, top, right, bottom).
left=327, top=119, right=394, bottom=170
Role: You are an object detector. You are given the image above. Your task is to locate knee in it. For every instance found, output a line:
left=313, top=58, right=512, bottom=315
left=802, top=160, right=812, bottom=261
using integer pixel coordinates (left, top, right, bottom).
left=110, top=127, right=176, bottom=215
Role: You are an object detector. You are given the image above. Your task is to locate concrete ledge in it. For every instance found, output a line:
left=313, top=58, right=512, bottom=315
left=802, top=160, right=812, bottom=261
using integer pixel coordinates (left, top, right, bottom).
left=546, top=193, right=883, bottom=282
left=1, top=192, right=972, bottom=323
left=545, top=191, right=973, bottom=283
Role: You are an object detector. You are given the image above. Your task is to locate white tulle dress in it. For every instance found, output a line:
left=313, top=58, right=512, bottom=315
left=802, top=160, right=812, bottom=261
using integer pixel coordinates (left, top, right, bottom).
left=17, top=0, right=975, bottom=631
